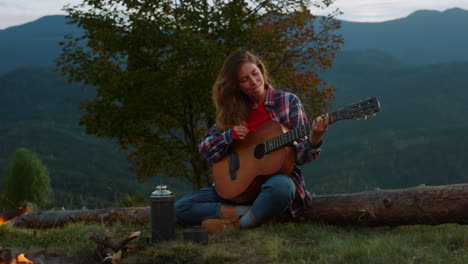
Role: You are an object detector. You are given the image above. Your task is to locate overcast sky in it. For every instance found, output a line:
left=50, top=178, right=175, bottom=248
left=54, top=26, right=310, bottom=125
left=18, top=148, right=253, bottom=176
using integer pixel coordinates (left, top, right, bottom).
left=1, top=0, right=468, bottom=30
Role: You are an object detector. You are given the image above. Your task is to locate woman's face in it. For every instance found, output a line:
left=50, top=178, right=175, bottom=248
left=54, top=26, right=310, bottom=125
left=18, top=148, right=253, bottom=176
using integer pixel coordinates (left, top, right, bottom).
left=237, top=62, right=265, bottom=99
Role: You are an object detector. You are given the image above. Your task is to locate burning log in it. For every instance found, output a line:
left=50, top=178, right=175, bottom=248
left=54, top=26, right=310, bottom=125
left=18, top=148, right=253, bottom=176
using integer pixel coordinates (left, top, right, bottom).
left=11, top=183, right=468, bottom=228
left=0, top=207, right=30, bottom=225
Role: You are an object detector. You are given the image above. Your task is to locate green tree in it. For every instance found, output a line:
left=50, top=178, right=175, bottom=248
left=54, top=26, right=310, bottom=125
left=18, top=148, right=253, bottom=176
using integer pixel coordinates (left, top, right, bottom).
left=56, top=0, right=343, bottom=189
left=3, top=148, right=52, bottom=208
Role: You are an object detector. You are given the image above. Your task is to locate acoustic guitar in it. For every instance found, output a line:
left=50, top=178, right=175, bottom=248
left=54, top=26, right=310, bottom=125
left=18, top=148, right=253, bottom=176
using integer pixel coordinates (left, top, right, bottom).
left=212, top=97, right=381, bottom=203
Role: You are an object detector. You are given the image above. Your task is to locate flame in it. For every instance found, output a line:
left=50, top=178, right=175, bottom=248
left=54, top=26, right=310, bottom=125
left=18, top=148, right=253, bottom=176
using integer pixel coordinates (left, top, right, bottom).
left=0, top=206, right=30, bottom=225
left=16, top=253, right=34, bottom=264
left=18, top=206, right=30, bottom=214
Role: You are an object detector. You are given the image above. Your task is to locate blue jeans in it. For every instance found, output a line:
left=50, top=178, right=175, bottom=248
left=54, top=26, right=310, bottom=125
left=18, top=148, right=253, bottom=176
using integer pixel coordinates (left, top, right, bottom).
left=175, top=174, right=296, bottom=225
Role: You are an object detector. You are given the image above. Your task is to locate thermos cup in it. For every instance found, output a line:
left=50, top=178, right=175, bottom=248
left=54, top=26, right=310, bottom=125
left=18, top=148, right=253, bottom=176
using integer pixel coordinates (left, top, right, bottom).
left=150, top=185, right=175, bottom=242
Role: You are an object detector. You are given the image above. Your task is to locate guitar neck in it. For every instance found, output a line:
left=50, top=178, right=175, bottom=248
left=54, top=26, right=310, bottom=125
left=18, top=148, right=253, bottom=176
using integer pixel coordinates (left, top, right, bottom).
left=264, top=111, right=338, bottom=153
left=262, top=96, right=381, bottom=153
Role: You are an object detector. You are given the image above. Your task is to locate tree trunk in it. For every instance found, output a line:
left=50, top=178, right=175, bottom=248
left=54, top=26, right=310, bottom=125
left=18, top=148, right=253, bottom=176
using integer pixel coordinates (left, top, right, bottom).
left=12, top=183, right=468, bottom=228
left=13, top=207, right=150, bottom=228
left=302, top=183, right=468, bottom=226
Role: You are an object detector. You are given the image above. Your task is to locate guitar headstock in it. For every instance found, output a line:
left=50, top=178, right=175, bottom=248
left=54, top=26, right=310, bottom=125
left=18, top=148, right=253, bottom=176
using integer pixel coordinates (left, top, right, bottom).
left=330, top=97, right=381, bottom=123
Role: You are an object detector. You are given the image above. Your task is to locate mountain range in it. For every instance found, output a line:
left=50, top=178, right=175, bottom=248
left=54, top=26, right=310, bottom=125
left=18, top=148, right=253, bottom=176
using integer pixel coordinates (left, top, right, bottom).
left=339, top=8, right=468, bottom=64
left=1, top=8, right=467, bottom=74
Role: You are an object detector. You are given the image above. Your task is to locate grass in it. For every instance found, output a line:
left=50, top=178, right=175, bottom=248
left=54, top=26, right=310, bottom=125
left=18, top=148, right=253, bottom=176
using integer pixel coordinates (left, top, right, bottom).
left=0, top=221, right=467, bottom=264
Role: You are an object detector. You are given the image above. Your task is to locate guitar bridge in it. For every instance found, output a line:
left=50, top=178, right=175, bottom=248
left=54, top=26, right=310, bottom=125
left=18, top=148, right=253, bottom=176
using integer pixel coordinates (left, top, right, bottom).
left=228, top=152, right=240, bottom=180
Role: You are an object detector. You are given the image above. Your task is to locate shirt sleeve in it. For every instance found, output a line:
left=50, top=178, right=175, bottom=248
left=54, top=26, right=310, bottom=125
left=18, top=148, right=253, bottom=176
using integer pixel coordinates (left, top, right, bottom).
left=288, top=93, right=321, bottom=166
left=198, top=124, right=235, bottom=163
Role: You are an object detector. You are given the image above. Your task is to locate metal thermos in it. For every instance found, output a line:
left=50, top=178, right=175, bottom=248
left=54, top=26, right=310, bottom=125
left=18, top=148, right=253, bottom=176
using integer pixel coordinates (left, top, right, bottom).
left=150, top=185, right=175, bottom=242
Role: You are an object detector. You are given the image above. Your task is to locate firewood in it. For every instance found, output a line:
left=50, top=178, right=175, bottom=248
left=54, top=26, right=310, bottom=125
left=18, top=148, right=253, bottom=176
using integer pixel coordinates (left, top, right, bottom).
left=0, top=248, right=13, bottom=264
left=85, top=220, right=141, bottom=264
left=85, top=231, right=142, bottom=252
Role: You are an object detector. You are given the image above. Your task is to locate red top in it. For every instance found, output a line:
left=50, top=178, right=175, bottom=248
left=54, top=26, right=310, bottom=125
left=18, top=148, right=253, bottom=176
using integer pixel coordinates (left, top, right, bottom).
left=232, top=102, right=271, bottom=139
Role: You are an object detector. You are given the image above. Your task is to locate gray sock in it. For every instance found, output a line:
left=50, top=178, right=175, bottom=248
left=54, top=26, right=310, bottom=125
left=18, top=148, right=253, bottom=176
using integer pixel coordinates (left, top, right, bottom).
left=235, top=205, right=251, bottom=217
left=240, top=210, right=258, bottom=228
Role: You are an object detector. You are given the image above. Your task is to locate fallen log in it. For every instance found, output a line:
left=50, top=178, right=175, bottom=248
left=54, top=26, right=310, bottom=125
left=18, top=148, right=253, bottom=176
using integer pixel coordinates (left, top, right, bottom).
left=12, top=183, right=468, bottom=228
left=302, top=183, right=468, bottom=226
left=13, top=207, right=150, bottom=228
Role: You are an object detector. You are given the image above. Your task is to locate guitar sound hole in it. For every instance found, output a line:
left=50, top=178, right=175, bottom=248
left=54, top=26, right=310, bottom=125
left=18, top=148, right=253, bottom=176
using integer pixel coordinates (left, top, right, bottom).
left=254, top=144, right=265, bottom=159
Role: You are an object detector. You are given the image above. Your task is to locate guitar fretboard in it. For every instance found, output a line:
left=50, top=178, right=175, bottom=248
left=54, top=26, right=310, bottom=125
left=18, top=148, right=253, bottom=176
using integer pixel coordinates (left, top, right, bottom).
left=264, top=111, right=338, bottom=153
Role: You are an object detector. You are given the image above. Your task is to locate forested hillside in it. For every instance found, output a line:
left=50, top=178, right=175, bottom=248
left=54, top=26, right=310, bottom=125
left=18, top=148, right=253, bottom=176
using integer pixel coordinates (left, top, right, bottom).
left=0, top=68, right=192, bottom=208
left=0, top=16, right=81, bottom=73
left=302, top=50, right=468, bottom=193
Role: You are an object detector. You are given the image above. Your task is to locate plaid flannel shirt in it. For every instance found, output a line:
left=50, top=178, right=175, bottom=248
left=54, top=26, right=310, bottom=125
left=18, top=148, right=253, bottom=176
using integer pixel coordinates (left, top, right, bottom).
left=199, top=86, right=320, bottom=218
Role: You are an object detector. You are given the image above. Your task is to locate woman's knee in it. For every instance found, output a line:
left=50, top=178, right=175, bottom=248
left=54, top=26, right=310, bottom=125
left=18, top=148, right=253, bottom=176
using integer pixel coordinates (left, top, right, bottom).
left=174, top=186, right=220, bottom=224
left=262, top=175, right=296, bottom=204
left=174, top=197, right=192, bottom=223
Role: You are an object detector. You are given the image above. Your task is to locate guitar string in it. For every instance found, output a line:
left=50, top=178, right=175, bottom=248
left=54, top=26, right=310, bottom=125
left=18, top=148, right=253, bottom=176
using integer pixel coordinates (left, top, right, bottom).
left=227, top=137, right=295, bottom=160
left=228, top=136, right=301, bottom=160
left=225, top=115, right=317, bottom=160
left=226, top=125, right=312, bottom=160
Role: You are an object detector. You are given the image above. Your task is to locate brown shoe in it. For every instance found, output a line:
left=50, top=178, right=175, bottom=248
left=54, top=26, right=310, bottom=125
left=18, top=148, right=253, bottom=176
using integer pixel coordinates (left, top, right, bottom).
left=201, top=218, right=241, bottom=233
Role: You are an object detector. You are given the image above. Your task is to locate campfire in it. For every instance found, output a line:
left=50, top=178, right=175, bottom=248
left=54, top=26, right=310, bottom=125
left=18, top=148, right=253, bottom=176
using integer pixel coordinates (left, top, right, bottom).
left=0, top=206, right=142, bottom=264
left=0, top=207, right=35, bottom=264
left=0, top=249, right=37, bottom=264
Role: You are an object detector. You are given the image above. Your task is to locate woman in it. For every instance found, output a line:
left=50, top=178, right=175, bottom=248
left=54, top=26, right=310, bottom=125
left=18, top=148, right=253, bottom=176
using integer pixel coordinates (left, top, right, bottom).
left=175, top=50, right=329, bottom=232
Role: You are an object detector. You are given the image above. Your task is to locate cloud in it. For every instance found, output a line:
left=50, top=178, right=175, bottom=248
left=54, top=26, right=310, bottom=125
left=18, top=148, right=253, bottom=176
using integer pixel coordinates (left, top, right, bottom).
left=1, top=0, right=468, bottom=29
left=0, top=13, right=40, bottom=30
left=0, top=0, right=81, bottom=15
left=0, top=0, right=84, bottom=29
left=312, top=0, right=468, bottom=22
